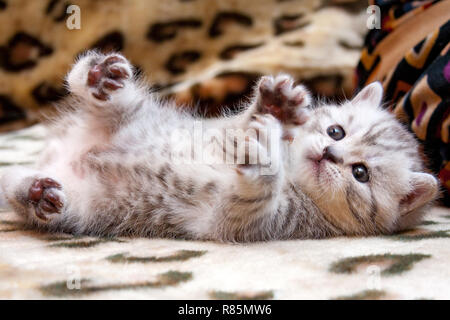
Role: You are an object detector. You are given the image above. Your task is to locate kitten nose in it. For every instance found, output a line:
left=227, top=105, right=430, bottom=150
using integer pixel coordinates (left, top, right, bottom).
left=322, top=146, right=343, bottom=164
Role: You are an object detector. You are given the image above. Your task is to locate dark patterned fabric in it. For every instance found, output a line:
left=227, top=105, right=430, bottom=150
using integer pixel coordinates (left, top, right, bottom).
left=355, top=0, right=450, bottom=205
left=0, top=0, right=366, bottom=131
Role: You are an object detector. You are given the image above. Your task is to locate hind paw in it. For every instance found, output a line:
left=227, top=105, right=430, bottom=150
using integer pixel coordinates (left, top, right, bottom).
left=87, top=54, right=132, bottom=101
left=28, top=178, right=65, bottom=221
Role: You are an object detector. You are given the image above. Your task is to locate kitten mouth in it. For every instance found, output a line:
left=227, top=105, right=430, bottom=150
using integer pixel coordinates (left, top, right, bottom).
left=307, top=156, right=323, bottom=179
left=307, top=156, right=337, bottom=183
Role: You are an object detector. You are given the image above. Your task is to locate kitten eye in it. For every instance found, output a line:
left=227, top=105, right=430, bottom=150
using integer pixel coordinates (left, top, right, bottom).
left=352, top=164, right=369, bottom=183
left=327, top=125, right=345, bottom=141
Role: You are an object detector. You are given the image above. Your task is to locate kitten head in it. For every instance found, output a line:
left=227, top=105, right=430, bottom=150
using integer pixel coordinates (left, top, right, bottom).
left=295, top=82, right=439, bottom=235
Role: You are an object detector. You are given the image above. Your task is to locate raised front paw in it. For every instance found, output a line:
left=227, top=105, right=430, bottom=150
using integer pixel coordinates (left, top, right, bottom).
left=235, top=114, right=282, bottom=177
left=256, top=74, right=311, bottom=126
left=87, top=54, right=131, bottom=101
left=28, top=178, right=65, bottom=221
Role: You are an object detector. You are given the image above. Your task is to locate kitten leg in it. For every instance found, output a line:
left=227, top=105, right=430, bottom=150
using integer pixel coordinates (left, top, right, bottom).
left=216, top=75, right=312, bottom=240
left=1, top=166, right=66, bottom=223
left=234, top=113, right=283, bottom=177
left=226, top=112, right=284, bottom=203
left=217, top=115, right=287, bottom=241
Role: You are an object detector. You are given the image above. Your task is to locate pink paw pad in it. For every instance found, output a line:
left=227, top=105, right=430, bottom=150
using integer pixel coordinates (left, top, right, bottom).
left=257, top=75, right=310, bottom=126
left=28, top=178, right=64, bottom=221
left=87, top=55, right=130, bottom=101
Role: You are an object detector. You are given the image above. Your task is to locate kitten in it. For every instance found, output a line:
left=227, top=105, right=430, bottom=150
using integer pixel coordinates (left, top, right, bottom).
left=0, top=51, right=439, bottom=241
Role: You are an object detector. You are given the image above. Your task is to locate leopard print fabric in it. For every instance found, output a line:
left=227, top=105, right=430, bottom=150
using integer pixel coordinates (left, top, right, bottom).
left=0, top=0, right=367, bottom=131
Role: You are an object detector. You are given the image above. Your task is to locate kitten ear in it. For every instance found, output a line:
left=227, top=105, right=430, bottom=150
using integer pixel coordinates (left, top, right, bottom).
left=399, top=172, right=439, bottom=215
left=396, top=172, right=439, bottom=230
left=351, top=82, right=383, bottom=106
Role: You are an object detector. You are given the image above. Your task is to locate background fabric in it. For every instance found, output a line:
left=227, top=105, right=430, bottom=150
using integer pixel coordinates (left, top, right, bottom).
left=0, top=0, right=367, bottom=130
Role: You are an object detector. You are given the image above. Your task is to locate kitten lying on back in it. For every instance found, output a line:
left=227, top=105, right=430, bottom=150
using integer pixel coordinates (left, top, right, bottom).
left=0, top=51, right=439, bottom=241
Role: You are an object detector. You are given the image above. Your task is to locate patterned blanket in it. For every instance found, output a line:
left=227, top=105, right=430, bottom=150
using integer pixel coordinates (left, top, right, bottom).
left=0, top=125, right=449, bottom=299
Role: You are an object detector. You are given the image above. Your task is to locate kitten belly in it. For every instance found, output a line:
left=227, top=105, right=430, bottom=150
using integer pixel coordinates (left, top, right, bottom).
left=36, top=125, right=110, bottom=214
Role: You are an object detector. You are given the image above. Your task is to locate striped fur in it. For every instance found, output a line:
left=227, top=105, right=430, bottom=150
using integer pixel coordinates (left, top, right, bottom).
left=0, top=52, right=439, bottom=241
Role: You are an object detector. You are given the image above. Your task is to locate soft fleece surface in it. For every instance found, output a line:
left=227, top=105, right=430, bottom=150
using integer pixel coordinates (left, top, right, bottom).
left=0, top=125, right=449, bottom=300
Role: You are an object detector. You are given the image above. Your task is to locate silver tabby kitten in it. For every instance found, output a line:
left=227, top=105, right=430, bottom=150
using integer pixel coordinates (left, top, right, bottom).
left=0, top=51, right=439, bottom=241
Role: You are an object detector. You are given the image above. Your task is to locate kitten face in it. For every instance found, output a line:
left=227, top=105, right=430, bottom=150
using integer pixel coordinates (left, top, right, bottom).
left=294, top=83, right=439, bottom=235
